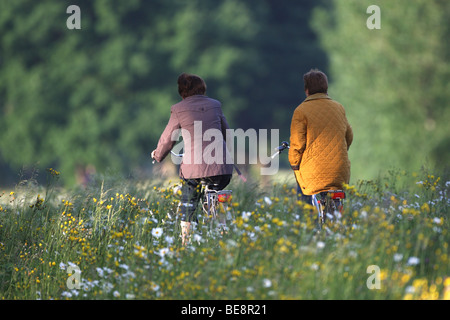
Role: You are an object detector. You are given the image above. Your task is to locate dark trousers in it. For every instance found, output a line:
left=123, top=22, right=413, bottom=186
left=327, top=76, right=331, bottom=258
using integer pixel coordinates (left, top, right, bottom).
left=297, top=183, right=312, bottom=204
left=180, top=174, right=232, bottom=222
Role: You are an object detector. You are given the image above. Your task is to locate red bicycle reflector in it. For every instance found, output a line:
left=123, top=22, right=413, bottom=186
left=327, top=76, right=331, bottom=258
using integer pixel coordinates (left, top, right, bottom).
left=217, top=190, right=232, bottom=202
left=330, top=191, right=345, bottom=199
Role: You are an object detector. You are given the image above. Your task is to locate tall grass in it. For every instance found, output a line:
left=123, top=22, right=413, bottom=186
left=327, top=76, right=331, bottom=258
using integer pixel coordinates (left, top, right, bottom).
left=0, top=167, right=448, bottom=300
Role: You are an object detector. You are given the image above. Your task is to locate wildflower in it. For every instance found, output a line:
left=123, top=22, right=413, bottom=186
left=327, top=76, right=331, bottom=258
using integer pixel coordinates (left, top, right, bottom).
left=226, top=239, right=238, bottom=248
left=165, top=236, right=174, bottom=244
left=242, top=211, right=251, bottom=221
left=420, top=202, right=430, bottom=213
left=102, top=282, right=114, bottom=293
left=443, top=278, right=450, bottom=300
left=113, top=291, right=120, bottom=298
left=46, top=167, right=60, bottom=176
left=151, top=283, right=160, bottom=292
left=156, top=247, right=170, bottom=258
left=263, top=278, right=272, bottom=288
left=104, top=267, right=113, bottom=274
left=406, top=256, right=420, bottom=266
left=310, top=263, right=319, bottom=271
left=405, top=286, right=415, bottom=294
left=400, top=273, right=411, bottom=285
left=96, top=267, right=104, bottom=277
left=264, top=197, right=272, bottom=205
left=193, top=234, right=202, bottom=243
left=393, top=254, right=403, bottom=262
left=152, top=227, right=163, bottom=238
left=231, top=269, right=242, bottom=277
left=173, top=184, right=182, bottom=195
left=119, top=264, right=129, bottom=271
left=317, top=241, right=325, bottom=249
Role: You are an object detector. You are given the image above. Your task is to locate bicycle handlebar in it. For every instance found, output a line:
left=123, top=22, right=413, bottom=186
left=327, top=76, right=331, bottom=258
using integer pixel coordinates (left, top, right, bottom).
left=170, top=151, right=183, bottom=157
left=278, top=141, right=290, bottom=151
left=153, top=142, right=289, bottom=163
left=271, top=141, right=290, bottom=158
left=152, top=150, right=181, bottom=163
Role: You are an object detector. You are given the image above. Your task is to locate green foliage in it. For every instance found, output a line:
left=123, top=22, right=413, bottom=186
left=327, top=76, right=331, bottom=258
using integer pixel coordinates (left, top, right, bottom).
left=1, top=0, right=448, bottom=187
left=0, top=0, right=326, bottom=185
left=312, top=0, right=450, bottom=180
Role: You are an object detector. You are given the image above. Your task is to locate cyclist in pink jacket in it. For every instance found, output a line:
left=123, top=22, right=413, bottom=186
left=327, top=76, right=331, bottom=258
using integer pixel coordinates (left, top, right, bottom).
left=151, top=73, right=233, bottom=245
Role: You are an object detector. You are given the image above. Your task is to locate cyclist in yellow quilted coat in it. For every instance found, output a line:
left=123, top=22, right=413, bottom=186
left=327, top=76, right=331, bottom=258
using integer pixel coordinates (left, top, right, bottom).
left=289, top=69, right=353, bottom=200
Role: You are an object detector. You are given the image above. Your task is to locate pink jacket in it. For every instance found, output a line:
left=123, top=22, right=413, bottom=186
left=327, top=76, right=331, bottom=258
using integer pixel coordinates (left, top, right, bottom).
left=153, top=95, right=233, bottom=179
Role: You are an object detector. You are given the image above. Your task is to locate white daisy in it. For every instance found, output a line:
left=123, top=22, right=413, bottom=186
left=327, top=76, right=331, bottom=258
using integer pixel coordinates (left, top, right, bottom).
left=152, top=227, right=163, bottom=238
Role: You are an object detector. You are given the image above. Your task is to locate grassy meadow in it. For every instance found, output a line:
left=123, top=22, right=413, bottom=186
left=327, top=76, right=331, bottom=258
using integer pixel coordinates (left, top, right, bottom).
left=0, top=167, right=448, bottom=300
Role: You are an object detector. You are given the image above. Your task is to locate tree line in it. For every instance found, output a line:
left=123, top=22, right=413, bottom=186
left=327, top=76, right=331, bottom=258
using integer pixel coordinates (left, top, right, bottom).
left=0, top=0, right=448, bottom=186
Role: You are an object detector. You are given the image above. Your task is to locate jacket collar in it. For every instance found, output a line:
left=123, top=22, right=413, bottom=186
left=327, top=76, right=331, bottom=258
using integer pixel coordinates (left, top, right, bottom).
left=304, top=93, right=330, bottom=102
left=183, top=94, right=207, bottom=100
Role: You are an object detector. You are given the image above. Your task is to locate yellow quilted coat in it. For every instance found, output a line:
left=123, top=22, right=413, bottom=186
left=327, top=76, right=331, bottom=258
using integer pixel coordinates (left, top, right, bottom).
left=289, top=93, right=353, bottom=195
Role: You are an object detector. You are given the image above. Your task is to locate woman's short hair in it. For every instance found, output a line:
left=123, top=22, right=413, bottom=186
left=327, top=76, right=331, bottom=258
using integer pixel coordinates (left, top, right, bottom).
left=177, top=73, right=207, bottom=99
left=303, top=69, right=328, bottom=95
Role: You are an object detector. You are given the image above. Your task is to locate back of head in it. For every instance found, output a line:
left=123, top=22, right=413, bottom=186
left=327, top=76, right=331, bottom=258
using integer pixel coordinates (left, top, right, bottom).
left=303, top=69, right=328, bottom=95
left=177, top=73, right=207, bottom=99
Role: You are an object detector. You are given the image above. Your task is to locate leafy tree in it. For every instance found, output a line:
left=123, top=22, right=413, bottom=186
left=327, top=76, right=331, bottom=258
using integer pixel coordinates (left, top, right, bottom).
left=312, top=0, right=450, bottom=180
left=0, top=0, right=327, bottom=185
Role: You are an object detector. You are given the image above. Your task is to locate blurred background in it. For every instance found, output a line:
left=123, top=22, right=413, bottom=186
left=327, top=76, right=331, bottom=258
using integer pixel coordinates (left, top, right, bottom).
left=0, top=0, right=449, bottom=187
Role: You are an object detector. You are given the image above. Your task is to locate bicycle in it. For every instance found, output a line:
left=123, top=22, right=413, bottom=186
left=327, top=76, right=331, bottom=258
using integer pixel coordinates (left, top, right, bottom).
left=166, top=151, right=235, bottom=237
left=272, top=141, right=346, bottom=230
left=172, top=142, right=298, bottom=235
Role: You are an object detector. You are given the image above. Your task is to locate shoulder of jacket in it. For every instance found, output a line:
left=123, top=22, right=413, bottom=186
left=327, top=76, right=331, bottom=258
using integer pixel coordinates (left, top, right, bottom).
left=171, top=99, right=187, bottom=111
left=292, top=105, right=306, bottom=119
left=204, top=96, right=221, bottom=106
left=330, top=100, right=346, bottom=113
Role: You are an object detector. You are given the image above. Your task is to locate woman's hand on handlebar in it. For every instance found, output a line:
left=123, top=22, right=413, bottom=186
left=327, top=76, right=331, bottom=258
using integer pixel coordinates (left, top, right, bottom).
left=151, top=150, right=157, bottom=163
